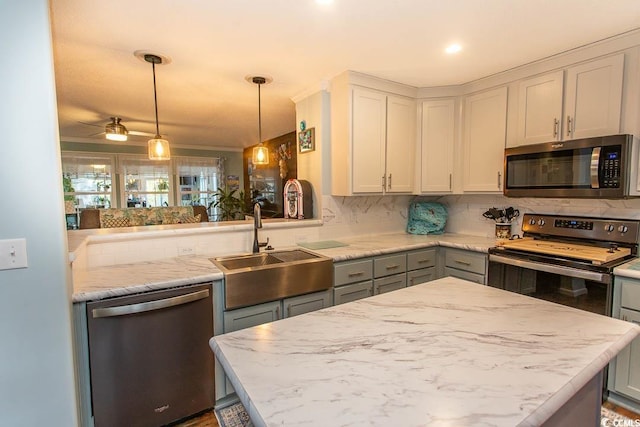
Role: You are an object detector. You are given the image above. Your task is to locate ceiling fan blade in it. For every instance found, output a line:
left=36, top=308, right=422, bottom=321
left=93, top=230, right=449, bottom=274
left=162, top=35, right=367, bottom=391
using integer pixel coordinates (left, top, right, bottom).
left=128, top=130, right=156, bottom=137
left=78, top=121, right=103, bottom=128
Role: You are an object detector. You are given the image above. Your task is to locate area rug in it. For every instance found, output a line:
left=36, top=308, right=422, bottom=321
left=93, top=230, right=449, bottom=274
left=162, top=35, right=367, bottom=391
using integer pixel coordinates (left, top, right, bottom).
left=601, top=406, right=635, bottom=426
left=214, top=401, right=252, bottom=427
left=214, top=402, right=630, bottom=426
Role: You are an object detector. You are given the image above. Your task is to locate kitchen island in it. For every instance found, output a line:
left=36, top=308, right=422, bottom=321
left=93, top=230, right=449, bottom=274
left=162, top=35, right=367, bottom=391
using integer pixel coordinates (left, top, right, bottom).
left=210, top=277, right=640, bottom=426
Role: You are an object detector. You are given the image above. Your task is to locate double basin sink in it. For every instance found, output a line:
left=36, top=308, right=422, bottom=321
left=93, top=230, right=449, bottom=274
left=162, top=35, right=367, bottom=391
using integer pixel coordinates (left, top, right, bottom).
left=211, top=249, right=334, bottom=310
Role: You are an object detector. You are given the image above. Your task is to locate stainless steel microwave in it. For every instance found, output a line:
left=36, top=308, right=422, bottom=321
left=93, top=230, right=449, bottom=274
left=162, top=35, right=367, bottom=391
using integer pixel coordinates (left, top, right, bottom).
left=504, top=134, right=634, bottom=198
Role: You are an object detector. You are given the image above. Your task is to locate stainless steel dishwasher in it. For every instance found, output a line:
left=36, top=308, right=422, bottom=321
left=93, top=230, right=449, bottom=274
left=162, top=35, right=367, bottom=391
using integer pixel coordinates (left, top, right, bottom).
left=86, top=283, right=214, bottom=427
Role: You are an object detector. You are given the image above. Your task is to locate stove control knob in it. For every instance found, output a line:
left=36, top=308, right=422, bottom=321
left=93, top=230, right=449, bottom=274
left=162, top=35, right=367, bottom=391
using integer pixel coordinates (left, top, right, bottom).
left=528, top=218, right=536, bottom=225
left=605, top=224, right=614, bottom=232
left=537, top=219, right=545, bottom=226
left=618, top=225, right=629, bottom=233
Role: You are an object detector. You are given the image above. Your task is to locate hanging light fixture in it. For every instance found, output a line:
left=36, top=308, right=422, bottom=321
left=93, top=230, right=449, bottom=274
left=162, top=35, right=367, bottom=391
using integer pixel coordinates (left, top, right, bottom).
left=105, top=117, right=128, bottom=141
left=144, top=54, right=170, bottom=160
left=251, top=76, right=269, bottom=165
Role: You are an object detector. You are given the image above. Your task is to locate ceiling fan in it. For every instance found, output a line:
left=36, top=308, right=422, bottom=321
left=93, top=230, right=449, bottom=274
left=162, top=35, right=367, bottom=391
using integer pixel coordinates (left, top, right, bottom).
left=79, top=117, right=156, bottom=141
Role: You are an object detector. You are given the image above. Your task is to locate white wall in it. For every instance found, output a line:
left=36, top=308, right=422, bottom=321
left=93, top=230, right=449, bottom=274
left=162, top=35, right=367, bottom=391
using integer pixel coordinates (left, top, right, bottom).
left=0, top=1, right=78, bottom=426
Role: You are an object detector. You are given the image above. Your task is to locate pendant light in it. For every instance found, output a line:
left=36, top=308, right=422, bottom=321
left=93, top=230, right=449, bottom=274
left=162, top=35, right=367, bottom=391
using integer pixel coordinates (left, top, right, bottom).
left=144, top=54, right=170, bottom=160
left=251, top=76, right=269, bottom=165
left=105, top=117, right=128, bottom=141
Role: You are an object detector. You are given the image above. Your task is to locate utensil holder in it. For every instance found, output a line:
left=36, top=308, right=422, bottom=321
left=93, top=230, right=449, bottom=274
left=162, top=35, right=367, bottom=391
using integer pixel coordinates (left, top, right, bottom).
left=495, top=223, right=511, bottom=239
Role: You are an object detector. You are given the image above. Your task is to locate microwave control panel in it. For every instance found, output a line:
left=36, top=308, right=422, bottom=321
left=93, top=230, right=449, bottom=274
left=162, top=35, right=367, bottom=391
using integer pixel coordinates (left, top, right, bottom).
left=600, top=146, right=621, bottom=188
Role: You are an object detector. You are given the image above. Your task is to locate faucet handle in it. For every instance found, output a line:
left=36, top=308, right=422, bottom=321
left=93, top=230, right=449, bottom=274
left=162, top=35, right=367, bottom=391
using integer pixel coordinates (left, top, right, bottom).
left=259, top=237, right=270, bottom=248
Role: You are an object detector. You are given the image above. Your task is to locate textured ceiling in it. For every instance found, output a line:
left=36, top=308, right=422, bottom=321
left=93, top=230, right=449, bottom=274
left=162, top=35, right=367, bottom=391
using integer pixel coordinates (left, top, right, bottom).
left=50, top=0, right=640, bottom=151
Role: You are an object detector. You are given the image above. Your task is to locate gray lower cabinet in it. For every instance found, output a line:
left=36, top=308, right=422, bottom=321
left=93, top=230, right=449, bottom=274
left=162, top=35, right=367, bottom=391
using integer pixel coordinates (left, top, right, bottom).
left=610, top=278, right=640, bottom=406
left=443, top=248, right=487, bottom=284
left=334, top=281, right=373, bottom=305
left=223, top=300, right=282, bottom=333
left=374, top=253, right=407, bottom=278
left=407, top=267, right=436, bottom=286
left=283, top=289, right=333, bottom=318
left=374, top=273, right=407, bottom=295
left=407, top=248, right=437, bottom=286
left=334, top=258, right=374, bottom=304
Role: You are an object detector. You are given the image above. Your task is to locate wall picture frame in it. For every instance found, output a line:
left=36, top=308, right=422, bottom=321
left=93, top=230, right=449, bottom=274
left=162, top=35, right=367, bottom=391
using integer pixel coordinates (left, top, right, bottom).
left=298, top=128, right=315, bottom=153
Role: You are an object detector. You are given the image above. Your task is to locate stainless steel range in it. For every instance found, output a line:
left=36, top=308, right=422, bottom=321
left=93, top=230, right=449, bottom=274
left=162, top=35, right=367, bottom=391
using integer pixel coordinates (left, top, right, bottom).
left=488, top=213, right=640, bottom=316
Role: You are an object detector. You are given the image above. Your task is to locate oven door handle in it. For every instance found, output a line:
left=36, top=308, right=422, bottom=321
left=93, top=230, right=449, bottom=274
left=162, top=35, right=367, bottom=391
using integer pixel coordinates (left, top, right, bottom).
left=489, top=254, right=610, bottom=284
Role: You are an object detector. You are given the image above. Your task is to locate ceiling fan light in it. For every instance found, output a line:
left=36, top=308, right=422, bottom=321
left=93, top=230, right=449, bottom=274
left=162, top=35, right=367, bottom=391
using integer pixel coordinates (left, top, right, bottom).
left=252, top=145, right=269, bottom=165
left=148, top=136, right=170, bottom=161
left=105, top=117, right=128, bottom=141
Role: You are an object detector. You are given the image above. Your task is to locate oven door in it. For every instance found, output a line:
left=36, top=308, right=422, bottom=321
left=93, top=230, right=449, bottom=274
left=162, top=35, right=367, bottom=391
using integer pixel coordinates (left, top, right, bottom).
left=488, top=253, right=612, bottom=316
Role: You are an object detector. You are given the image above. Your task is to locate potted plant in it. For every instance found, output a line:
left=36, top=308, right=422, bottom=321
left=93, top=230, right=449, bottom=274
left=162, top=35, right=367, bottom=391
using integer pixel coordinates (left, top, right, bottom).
left=211, top=186, right=246, bottom=221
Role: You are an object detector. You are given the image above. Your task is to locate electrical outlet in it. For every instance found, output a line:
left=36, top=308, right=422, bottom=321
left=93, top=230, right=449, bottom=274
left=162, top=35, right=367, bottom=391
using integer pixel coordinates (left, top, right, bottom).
left=178, top=246, right=195, bottom=256
left=0, top=238, right=28, bottom=270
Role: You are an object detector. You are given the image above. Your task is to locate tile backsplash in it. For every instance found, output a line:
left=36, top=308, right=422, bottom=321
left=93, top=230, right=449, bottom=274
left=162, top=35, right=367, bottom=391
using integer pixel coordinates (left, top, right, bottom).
left=73, top=194, right=640, bottom=268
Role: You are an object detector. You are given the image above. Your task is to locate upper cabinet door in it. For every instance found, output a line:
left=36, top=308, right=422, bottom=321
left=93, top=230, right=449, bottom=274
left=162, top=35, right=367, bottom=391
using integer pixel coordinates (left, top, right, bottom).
left=564, top=54, right=624, bottom=140
left=385, top=95, right=416, bottom=193
left=352, top=87, right=387, bottom=193
left=420, top=99, right=455, bottom=193
left=463, top=87, right=508, bottom=193
left=516, top=70, right=564, bottom=145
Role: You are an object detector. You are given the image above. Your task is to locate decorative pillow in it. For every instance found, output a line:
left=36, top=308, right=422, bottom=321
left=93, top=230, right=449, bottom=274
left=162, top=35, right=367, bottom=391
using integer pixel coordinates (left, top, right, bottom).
left=179, top=214, right=201, bottom=224
left=160, top=206, right=194, bottom=223
left=101, top=217, right=130, bottom=228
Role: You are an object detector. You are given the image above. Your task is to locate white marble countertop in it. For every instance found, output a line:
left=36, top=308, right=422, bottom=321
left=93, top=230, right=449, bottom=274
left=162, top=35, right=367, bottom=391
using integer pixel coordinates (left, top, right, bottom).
left=210, top=277, right=640, bottom=427
left=614, top=258, right=640, bottom=280
left=71, top=232, right=498, bottom=303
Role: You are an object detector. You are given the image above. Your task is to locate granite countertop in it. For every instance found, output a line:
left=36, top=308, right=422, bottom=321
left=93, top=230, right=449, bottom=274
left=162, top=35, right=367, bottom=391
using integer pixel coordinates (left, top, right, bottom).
left=71, top=232, right=498, bottom=303
left=210, top=277, right=640, bottom=427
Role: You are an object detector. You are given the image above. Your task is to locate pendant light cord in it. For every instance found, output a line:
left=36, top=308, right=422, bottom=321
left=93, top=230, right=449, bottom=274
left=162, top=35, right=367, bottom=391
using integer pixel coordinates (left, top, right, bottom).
left=258, top=82, right=262, bottom=144
left=152, top=60, right=160, bottom=137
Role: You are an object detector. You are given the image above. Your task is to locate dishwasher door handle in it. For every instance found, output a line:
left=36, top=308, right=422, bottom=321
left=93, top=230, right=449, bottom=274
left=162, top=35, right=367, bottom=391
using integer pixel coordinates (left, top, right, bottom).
left=92, top=289, right=210, bottom=318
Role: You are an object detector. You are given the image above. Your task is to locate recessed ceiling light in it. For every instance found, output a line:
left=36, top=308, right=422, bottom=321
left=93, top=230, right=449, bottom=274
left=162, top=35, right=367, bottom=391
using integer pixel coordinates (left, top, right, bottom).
left=316, top=0, right=333, bottom=5
left=445, top=44, right=462, bottom=54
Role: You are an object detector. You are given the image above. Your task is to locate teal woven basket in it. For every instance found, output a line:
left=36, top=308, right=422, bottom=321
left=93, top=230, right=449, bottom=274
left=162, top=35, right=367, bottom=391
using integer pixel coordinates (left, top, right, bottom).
left=407, top=202, right=447, bottom=235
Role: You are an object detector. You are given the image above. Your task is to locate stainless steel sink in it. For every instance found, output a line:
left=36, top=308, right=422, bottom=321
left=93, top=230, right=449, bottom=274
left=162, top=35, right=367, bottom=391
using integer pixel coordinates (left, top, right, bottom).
left=211, top=249, right=334, bottom=310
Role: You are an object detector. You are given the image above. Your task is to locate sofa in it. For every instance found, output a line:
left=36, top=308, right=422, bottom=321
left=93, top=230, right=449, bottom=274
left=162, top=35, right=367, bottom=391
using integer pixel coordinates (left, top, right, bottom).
left=79, top=205, right=209, bottom=229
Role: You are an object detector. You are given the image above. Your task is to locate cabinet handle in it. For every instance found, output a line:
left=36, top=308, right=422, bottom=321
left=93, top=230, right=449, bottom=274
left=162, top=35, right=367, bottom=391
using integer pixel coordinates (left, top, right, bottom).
left=286, top=304, right=291, bottom=317
left=385, top=264, right=400, bottom=270
left=449, top=173, right=452, bottom=190
left=417, top=259, right=431, bottom=264
left=388, top=174, right=392, bottom=189
left=275, top=306, right=280, bottom=320
left=497, top=171, right=502, bottom=190
left=566, top=115, right=573, bottom=137
left=553, top=118, right=559, bottom=138
left=454, top=259, right=472, bottom=266
left=348, top=271, right=365, bottom=277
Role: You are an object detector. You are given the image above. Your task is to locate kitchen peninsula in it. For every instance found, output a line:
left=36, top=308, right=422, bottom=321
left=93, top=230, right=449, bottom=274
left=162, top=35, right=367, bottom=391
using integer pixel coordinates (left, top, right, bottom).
left=211, top=277, right=640, bottom=427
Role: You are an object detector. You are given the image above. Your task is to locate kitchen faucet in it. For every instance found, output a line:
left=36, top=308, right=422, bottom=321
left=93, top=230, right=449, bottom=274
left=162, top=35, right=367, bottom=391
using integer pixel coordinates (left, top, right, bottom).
left=252, top=202, right=269, bottom=253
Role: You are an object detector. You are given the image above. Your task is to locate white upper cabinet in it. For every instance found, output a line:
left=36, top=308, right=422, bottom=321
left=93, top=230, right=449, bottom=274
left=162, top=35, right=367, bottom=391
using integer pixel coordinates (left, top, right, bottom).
left=463, top=87, right=508, bottom=192
left=564, top=54, right=624, bottom=140
left=331, top=75, right=416, bottom=196
left=515, top=54, right=624, bottom=146
left=385, top=95, right=416, bottom=193
left=517, top=71, right=564, bottom=145
left=419, top=99, right=455, bottom=193
left=352, top=88, right=387, bottom=193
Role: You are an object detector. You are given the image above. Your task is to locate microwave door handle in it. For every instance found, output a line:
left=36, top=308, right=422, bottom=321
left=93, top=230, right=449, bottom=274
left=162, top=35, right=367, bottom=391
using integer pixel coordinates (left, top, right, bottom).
left=590, top=147, right=601, bottom=189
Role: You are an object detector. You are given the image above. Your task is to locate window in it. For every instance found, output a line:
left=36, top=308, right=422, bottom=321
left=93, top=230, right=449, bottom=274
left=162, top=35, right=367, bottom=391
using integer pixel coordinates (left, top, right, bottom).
left=118, top=155, right=172, bottom=208
left=61, top=153, right=115, bottom=209
left=175, top=156, right=224, bottom=220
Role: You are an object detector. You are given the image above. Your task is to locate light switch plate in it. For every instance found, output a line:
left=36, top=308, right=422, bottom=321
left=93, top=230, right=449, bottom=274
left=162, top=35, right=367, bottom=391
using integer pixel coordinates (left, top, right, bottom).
left=0, top=238, right=28, bottom=270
